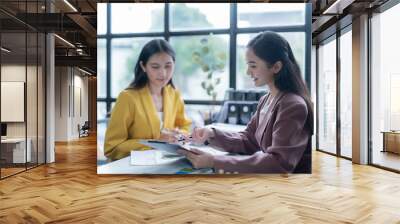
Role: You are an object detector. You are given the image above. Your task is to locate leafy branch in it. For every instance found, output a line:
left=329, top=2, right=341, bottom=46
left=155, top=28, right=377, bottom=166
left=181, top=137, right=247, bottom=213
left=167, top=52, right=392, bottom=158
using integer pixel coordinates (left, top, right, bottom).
left=192, top=36, right=227, bottom=102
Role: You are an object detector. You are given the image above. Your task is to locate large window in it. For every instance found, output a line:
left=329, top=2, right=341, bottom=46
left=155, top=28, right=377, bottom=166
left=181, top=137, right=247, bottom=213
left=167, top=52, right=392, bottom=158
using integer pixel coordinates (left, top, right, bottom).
left=339, top=28, right=352, bottom=158
left=170, top=3, right=230, bottom=31
left=315, top=25, right=357, bottom=160
left=237, top=3, right=305, bottom=28
left=317, top=36, right=337, bottom=154
left=97, top=39, right=106, bottom=98
left=111, top=3, right=164, bottom=34
left=110, top=37, right=157, bottom=98
left=98, top=3, right=310, bottom=119
left=370, top=3, right=400, bottom=171
left=170, top=35, right=229, bottom=100
left=97, top=3, right=107, bottom=35
left=237, top=32, right=305, bottom=90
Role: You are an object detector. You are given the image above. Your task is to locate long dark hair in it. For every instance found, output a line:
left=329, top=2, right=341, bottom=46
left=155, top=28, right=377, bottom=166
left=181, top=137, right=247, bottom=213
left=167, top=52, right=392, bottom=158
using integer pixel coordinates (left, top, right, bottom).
left=127, top=39, right=175, bottom=89
left=247, top=31, right=313, bottom=134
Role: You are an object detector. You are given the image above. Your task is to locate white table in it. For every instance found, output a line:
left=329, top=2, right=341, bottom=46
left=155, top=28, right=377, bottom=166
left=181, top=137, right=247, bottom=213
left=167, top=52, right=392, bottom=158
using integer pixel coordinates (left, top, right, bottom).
left=97, top=145, right=228, bottom=174
left=97, top=123, right=247, bottom=174
left=1, top=138, right=32, bottom=163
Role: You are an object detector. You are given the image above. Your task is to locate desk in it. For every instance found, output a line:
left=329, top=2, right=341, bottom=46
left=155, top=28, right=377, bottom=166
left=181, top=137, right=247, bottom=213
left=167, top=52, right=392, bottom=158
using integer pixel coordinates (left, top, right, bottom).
left=1, top=138, right=32, bottom=163
left=97, top=123, right=246, bottom=174
left=97, top=145, right=228, bottom=174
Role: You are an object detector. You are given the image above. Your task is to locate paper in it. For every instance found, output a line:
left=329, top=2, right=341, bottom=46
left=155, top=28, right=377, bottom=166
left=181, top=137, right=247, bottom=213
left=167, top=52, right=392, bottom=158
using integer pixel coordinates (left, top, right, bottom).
left=130, top=150, right=184, bottom=166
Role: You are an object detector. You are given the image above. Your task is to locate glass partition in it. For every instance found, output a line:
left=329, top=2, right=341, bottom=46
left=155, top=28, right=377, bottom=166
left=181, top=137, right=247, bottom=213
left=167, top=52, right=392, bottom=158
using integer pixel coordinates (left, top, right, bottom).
left=0, top=1, right=46, bottom=179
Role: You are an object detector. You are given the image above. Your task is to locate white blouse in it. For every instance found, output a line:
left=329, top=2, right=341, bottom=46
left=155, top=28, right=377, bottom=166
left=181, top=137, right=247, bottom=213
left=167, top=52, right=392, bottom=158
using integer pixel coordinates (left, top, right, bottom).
left=157, top=111, right=163, bottom=129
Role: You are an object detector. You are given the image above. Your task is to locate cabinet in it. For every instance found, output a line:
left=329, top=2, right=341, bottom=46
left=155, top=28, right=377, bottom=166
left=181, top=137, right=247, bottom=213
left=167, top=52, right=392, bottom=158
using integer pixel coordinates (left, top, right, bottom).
left=382, top=131, right=400, bottom=154
left=0, top=138, right=32, bottom=165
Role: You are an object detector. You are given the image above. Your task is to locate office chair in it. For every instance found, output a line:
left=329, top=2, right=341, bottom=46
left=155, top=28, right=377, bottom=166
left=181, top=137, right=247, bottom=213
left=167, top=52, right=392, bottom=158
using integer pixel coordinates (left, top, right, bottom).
left=78, top=121, right=90, bottom=138
left=293, top=137, right=312, bottom=173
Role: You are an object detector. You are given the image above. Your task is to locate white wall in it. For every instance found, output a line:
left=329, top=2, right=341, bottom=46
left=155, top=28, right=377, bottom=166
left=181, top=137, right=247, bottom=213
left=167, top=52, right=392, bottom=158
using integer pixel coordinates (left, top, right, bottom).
left=54, top=67, right=89, bottom=141
left=1, top=65, right=26, bottom=138
left=1, top=63, right=46, bottom=164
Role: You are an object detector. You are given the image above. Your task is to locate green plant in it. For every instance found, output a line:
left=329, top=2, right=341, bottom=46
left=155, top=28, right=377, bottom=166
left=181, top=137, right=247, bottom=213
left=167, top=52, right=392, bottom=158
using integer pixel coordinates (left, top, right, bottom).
left=192, top=36, right=227, bottom=102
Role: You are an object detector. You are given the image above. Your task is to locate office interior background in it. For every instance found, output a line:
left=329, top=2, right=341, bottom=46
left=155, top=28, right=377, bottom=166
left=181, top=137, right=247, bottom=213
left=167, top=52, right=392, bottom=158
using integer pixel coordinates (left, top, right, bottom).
left=0, top=0, right=400, bottom=223
left=0, top=0, right=97, bottom=179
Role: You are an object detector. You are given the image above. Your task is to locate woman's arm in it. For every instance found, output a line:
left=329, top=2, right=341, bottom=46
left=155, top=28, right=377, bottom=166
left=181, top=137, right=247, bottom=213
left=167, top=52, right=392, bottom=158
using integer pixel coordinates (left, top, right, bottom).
left=206, top=95, right=268, bottom=154
left=104, top=91, right=149, bottom=161
left=208, top=115, right=260, bottom=154
left=212, top=101, right=310, bottom=173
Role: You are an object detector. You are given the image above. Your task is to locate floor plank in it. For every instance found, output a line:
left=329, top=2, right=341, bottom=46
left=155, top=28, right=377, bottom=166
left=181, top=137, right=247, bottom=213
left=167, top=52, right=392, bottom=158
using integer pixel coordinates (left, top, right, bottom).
left=1, top=134, right=400, bottom=223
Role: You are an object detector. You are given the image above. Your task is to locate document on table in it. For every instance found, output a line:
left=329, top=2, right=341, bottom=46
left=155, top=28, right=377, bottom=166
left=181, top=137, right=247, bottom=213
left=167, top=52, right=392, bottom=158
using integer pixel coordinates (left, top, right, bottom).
left=139, top=139, right=195, bottom=154
left=130, top=150, right=183, bottom=166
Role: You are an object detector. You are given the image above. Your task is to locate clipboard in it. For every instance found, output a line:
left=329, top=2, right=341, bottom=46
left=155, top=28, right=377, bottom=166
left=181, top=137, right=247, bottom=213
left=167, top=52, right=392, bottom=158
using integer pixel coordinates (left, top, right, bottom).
left=139, top=140, right=199, bottom=155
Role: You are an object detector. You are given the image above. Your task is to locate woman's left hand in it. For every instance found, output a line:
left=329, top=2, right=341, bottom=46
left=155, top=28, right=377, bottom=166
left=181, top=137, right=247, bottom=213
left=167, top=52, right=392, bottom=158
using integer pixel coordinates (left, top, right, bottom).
left=177, top=148, right=215, bottom=169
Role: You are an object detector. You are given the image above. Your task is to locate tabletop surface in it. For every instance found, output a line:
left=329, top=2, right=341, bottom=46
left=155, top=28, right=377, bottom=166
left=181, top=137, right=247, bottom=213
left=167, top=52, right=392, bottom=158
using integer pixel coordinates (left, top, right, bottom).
left=97, top=123, right=247, bottom=174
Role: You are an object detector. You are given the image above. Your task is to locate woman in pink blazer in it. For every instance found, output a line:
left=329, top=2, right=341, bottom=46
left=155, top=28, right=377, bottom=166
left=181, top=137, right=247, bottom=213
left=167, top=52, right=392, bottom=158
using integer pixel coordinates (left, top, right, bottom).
left=179, top=31, right=314, bottom=174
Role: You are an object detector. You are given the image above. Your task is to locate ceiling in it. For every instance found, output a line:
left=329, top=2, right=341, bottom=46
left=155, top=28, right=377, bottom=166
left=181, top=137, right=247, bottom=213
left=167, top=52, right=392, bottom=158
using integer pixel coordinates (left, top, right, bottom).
left=0, top=0, right=393, bottom=75
left=0, top=0, right=97, bottom=75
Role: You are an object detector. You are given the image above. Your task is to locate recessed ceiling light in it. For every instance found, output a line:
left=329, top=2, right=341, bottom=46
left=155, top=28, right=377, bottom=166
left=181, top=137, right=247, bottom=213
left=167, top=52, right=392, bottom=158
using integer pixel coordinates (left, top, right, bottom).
left=322, top=0, right=353, bottom=15
left=78, top=67, right=92, bottom=76
left=54, top=34, right=75, bottom=48
left=1, top=47, right=11, bottom=53
left=63, top=0, right=78, bottom=12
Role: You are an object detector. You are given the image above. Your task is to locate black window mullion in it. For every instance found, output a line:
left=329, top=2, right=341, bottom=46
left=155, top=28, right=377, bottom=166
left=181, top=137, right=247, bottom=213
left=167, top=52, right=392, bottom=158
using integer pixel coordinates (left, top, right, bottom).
left=99, top=27, right=304, bottom=40
left=236, top=26, right=305, bottom=34
left=229, top=3, right=237, bottom=90
left=305, top=3, right=312, bottom=91
left=0, top=18, right=2, bottom=179
left=36, top=0, right=39, bottom=167
left=101, top=3, right=310, bottom=107
left=25, top=0, right=28, bottom=171
left=367, top=11, right=373, bottom=165
left=336, top=30, right=341, bottom=157
left=316, top=44, right=319, bottom=150
left=106, top=3, right=111, bottom=114
left=165, top=3, right=170, bottom=41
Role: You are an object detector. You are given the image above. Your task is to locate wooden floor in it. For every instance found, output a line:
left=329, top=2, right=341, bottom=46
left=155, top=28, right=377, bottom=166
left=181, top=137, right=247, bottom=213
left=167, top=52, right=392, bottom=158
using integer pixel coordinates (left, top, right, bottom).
left=1, top=135, right=400, bottom=223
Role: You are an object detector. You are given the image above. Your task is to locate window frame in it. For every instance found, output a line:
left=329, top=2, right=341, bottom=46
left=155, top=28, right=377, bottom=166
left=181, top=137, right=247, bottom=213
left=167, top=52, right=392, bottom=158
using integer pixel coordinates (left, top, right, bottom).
left=368, top=0, right=400, bottom=173
left=315, top=22, right=353, bottom=161
left=97, top=3, right=311, bottom=122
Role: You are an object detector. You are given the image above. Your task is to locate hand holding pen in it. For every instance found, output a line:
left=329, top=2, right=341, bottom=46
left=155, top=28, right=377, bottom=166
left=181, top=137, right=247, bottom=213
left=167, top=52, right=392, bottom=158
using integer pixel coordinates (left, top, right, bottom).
left=160, top=128, right=189, bottom=143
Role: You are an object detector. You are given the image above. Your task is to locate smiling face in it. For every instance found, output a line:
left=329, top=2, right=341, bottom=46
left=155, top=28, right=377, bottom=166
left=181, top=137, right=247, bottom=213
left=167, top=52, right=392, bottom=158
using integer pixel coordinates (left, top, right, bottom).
left=140, top=52, right=174, bottom=89
left=245, top=48, right=281, bottom=87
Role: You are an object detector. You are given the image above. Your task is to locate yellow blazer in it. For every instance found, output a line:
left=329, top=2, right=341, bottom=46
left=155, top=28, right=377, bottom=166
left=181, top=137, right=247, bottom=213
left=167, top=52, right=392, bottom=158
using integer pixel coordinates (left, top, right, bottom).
left=104, top=84, right=192, bottom=161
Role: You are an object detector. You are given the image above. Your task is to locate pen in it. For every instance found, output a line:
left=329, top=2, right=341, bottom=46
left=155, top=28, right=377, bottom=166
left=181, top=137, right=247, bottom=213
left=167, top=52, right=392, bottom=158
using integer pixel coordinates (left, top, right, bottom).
left=177, top=135, right=192, bottom=142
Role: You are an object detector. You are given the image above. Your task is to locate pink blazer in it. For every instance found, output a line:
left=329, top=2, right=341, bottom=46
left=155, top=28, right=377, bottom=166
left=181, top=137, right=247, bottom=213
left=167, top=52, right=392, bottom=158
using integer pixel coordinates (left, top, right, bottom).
left=208, top=91, right=311, bottom=174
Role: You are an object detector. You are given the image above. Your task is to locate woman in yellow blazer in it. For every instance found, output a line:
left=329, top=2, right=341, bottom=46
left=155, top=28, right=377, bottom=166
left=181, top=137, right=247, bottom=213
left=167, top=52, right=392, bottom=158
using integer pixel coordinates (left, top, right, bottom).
left=104, top=39, right=192, bottom=161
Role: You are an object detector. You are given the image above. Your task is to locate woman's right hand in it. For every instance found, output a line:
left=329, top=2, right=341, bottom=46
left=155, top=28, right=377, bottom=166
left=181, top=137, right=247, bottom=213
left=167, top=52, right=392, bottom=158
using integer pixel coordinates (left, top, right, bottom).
left=191, top=127, right=214, bottom=144
left=160, top=128, right=180, bottom=143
